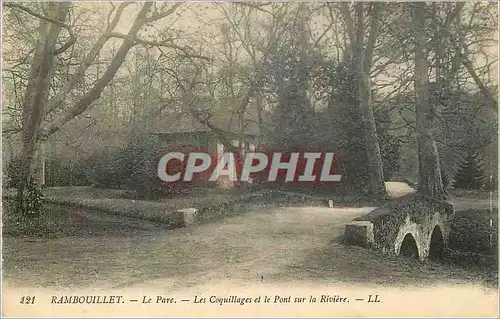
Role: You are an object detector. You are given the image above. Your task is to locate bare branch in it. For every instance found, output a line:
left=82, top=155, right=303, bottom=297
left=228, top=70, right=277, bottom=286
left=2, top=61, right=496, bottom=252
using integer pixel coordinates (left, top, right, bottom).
left=441, top=22, right=498, bottom=114
left=5, top=3, right=70, bottom=29
left=106, top=2, right=116, bottom=28
left=337, top=3, right=355, bottom=44
left=145, top=3, right=181, bottom=23
left=2, top=127, right=22, bottom=136
left=107, top=32, right=210, bottom=60
left=5, top=2, right=77, bottom=56
left=39, top=3, right=154, bottom=139
left=43, top=3, right=130, bottom=115
left=54, top=30, right=76, bottom=55
left=236, top=3, right=275, bottom=16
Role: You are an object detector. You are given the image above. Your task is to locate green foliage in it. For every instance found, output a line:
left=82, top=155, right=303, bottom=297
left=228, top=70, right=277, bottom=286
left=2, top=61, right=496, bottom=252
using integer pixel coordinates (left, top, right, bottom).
left=84, top=133, right=177, bottom=199
left=6, top=159, right=45, bottom=216
left=45, top=158, right=90, bottom=187
left=453, top=151, right=486, bottom=190
left=8, top=156, right=93, bottom=188
left=86, top=151, right=127, bottom=189
left=316, top=59, right=369, bottom=193
left=266, top=42, right=404, bottom=193
left=24, top=181, right=45, bottom=216
left=374, top=106, right=401, bottom=181
left=266, top=33, right=316, bottom=147
left=448, top=209, right=498, bottom=257
left=118, top=132, right=160, bottom=199
left=314, top=58, right=401, bottom=191
left=6, top=157, right=22, bottom=188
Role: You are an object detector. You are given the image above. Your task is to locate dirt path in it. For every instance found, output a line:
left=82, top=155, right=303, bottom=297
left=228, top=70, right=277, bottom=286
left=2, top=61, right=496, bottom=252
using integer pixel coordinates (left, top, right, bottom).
left=3, top=204, right=494, bottom=293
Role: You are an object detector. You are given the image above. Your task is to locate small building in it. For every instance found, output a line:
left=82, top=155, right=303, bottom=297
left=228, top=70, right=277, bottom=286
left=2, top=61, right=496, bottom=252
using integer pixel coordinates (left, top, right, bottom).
left=153, top=128, right=258, bottom=188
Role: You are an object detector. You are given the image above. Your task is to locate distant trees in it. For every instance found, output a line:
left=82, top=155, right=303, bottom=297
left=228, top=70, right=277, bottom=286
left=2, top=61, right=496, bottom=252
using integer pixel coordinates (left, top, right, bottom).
left=267, top=4, right=315, bottom=149
left=453, top=151, right=486, bottom=190
left=3, top=2, right=205, bottom=214
left=2, top=2, right=497, bottom=208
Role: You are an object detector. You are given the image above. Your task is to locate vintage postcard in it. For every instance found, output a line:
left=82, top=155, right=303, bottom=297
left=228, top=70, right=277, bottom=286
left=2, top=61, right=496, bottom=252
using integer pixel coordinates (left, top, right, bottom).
left=1, top=1, right=498, bottom=317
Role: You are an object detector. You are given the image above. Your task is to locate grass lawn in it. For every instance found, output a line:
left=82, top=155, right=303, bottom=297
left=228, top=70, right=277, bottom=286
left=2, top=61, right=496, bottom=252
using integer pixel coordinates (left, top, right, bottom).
left=446, top=208, right=498, bottom=271
left=2, top=186, right=257, bottom=224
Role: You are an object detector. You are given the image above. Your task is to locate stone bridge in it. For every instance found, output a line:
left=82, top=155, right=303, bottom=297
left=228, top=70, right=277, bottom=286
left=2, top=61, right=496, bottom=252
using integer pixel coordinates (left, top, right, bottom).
left=344, top=193, right=455, bottom=261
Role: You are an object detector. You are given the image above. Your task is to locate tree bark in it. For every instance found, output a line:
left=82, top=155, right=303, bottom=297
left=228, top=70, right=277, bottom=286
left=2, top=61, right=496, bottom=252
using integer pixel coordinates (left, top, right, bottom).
left=14, top=3, right=160, bottom=214
left=16, top=2, right=71, bottom=214
left=412, top=2, right=448, bottom=200
left=353, top=3, right=387, bottom=198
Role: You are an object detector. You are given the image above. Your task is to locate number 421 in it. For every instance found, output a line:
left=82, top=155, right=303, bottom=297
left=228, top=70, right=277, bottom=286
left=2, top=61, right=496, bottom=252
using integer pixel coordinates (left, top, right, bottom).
left=20, top=296, right=35, bottom=304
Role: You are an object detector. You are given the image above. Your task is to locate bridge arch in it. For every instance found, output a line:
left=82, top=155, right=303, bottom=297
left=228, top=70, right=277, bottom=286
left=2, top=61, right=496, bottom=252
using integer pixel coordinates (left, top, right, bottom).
left=394, top=215, right=424, bottom=260
left=428, top=224, right=445, bottom=261
left=345, top=195, right=455, bottom=262
left=399, top=233, right=419, bottom=259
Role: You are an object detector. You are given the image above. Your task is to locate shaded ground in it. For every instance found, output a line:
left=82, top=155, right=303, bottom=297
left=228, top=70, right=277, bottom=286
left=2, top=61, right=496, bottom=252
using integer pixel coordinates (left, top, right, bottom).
left=447, top=208, right=498, bottom=271
left=2, top=201, right=497, bottom=292
left=450, top=188, right=498, bottom=211
left=2, top=202, right=168, bottom=238
left=2, top=187, right=251, bottom=222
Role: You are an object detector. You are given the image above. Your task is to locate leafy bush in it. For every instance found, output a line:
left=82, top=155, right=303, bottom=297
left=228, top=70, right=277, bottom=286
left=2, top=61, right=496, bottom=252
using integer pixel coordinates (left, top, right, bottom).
left=85, top=150, right=129, bottom=189
left=84, top=133, right=185, bottom=199
left=5, top=157, right=22, bottom=188
left=7, top=156, right=91, bottom=188
left=448, top=209, right=498, bottom=255
left=6, top=180, right=46, bottom=217
left=312, top=58, right=401, bottom=192
left=5, top=159, right=45, bottom=215
left=119, top=133, right=159, bottom=198
left=25, top=181, right=45, bottom=216
left=447, top=209, right=498, bottom=270
left=45, top=158, right=90, bottom=187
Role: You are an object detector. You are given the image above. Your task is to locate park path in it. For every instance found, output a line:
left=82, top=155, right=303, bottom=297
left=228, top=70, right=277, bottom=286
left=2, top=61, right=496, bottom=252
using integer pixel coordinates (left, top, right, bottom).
left=3, top=183, right=498, bottom=317
left=3, top=203, right=491, bottom=292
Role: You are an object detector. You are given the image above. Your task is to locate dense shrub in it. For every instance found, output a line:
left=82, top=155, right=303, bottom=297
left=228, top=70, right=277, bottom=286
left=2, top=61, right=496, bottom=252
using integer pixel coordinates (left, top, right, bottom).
left=311, top=58, right=401, bottom=192
left=85, top=150, right=127, bottom=189
left=7, top=156, right=91, bottom=188
left=5, top=156, right=22, bottom=188
left=25, top=181, right=45, bottom=216
left=3, top=180, right=45, bottom=217
left=45, top=158, right=90, bottom=186
left=83, top=133, right=187, bottom=199
left=448, top=209, right=498, bottom=255
left=119, top=133, right=159, bottom=198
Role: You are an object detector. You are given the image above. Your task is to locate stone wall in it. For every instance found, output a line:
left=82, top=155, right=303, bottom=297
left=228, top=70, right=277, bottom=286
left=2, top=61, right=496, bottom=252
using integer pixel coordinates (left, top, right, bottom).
left=347, top=194, right=455, bottom=260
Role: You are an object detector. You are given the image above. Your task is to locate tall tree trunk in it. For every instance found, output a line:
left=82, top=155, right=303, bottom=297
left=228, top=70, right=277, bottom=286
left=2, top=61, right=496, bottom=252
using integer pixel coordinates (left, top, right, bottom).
left=16, top=3, right=71, bottom=215
left=16, top=3, right=156, bottom=214
left=33, top=142, right=46, bottom=186
left=353, top=3, right=387, bottom=198
left=412, top=3, right=448, bottom=200
left=255, top=90, right=264, bottom=145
